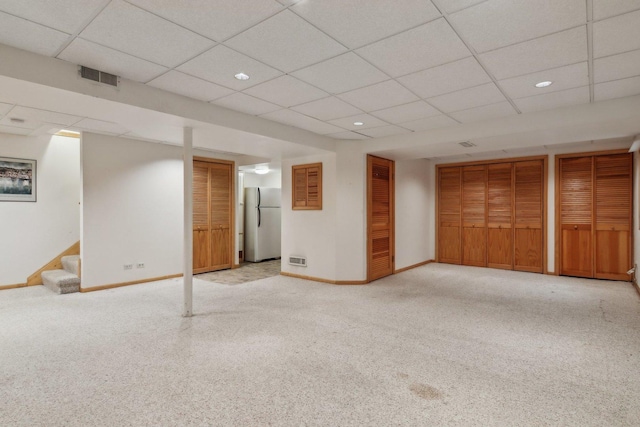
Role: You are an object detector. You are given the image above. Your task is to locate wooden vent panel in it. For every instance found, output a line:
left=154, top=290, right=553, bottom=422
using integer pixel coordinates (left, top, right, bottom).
left=462, top=166, right=486, bottom=226
left=193, top=164, right=209, bottom=227
left=595, top=154, right=631, bottom=226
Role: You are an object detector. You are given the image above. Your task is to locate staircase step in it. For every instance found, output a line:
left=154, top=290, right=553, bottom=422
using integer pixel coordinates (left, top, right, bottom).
left=41, top=269, right=80, bottom=294
left=61, top=255, right=80, bottom=276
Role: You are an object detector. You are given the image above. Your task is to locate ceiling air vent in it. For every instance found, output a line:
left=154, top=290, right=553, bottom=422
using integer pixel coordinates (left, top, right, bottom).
left=289, top=256, right=307, bottom=267
left=80, top=66, right=119, bottom=87
left=459, top=141, right=476, bottom=148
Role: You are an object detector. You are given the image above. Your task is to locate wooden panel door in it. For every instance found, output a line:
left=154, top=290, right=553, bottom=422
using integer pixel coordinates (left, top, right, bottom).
left=462, top=166, right=486, bottom=267
left=438, top=167, right=461, bottom=264
left=594, top=153, right=632, bottom=280
left=514, top=160, right=543, bottom=273
left=367, top=155, right=394, bottom=281
left=193, top=160, right=234, bottom=274
left=559, top=157, right=593, bottom=278
left=209, top=163, right=232, bottom=271
left=487, top=163, right=513, bottom=269
left=193, top=163, right=210, bottom=272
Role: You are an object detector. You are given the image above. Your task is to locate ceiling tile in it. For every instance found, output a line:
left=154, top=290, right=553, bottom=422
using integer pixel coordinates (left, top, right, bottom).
left=291, top=97, right=363, bottom=121
left=397, top=56, right=492, bottom=99
left=370, top=101, right=440, bottom=124
left=260, top=109, right=345, bottom=135
left=594, top=49, right=640, bottom=83
left=593, top=0, right=640, bottom=20
left=0, top=0, right=105, bottom=34
left=449, top=0, right=585, bottom=53
left=593, top=9, right=640, bottom=58
left=514, top=86, right=589, bottom=113
left=127, top=0, right=283, bottom=41
left=427, top=83, right=505, bottom=113
left=398, top=114, right=458, bottom=132
left=59, top=38, right=168, bottom=83
left=8, top=106, right=82, bottom=126
left=74, top=118, right=128, bottom=135
left=337, top=80, right=419, bottom=112
left=356, top=18, right=471, bottom=77
left=498, top=62, right=589, bottom=99
left=290, top=0, right=440, bottom=49
left=449, top=101, right=517, bottom=123
left=0, top=102, right=13, bottom=116
left=177, top=45, right=282, bottom=91
left=0, top=124, right=33, bottom=135
left=79, top=0, right=213, bottom=67
left=291, top=53, right=388, bottom=94
left=328, top=114, right=389, bottom=130
left=147, top=71, right=234, bottom=102
left=358, top=125, right=412, bottom=138
left=438, top=0, right=488, bottom=14
left=0, top=116, right=40, bottom=129
left=594, top=76, right=640, bottom=101
left=212, top=93, right=281, bottom=116
left=243, top=75, right=328, bottom=107
left=326, top=131, right=370, bottom=140
left=480, top=26, right=588, bottom=80
left=225, top=10, right=347, bottom=72
left=0, top=11, right=70, bottom=56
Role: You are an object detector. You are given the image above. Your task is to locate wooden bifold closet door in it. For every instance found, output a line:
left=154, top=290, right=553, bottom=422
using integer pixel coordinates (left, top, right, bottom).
left=437, top=157, right=545, bottom=273
left=558, top=152, right=632, bottom=281
left=367, top=155, right=395, bottom=281
left=193, top=160, right=234, bottom=275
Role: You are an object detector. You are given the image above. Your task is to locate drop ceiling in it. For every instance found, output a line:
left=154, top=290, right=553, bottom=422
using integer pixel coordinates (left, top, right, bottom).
left=0, top=0, right=639, bottom=148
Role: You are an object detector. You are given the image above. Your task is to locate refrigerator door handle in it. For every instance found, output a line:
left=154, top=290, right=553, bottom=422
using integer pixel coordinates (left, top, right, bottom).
left=258, top=207, right=261, bottom=227
left=257, top=187, right=261, bottom=207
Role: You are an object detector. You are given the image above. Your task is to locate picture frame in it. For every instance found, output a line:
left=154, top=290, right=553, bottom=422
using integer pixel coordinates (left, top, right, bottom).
left=0, top=157, right=37, bottom=202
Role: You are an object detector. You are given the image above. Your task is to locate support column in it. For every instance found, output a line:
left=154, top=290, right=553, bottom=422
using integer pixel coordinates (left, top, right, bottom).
left=183, top=127, right=193, bottom=317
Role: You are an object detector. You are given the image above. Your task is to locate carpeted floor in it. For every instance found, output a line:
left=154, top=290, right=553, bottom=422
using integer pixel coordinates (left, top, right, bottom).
left=1, top=263, right=639, bottom=426
left=196, top=259, right=281, bottom=285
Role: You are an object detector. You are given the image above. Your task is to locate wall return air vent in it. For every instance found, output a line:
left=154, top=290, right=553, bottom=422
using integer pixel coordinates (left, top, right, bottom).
left=289, top=256, right=307, bottom=267
left=80, top=66, right=119, bottom=87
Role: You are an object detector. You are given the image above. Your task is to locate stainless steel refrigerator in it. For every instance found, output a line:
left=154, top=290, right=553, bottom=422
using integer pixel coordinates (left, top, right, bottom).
left=244, top=187, right=281, bottom=262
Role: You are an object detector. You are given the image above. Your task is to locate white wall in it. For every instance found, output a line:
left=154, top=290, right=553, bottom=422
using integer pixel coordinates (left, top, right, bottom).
left=281, top=153, right=337, bottom=280
left=0, top=133, right=80, bottom=286
left=335, top=144, right=366, bottom=281
left=81, top=133, right=242, bottom=289
left=395, top=158, right=433, bottom=270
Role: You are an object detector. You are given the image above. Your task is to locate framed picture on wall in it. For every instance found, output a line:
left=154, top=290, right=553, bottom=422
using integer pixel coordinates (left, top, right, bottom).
left=0, top=157, right=37, bottom=202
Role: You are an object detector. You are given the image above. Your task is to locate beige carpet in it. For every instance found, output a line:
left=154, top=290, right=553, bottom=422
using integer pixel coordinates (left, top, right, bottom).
left=196, top=259, right=281, bottom=285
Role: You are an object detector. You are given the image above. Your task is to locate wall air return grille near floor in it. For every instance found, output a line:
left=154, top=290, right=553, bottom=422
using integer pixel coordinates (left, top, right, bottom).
left=80, top=66, right=119, bottom=87
left=289, top=256, right=307, bottom=267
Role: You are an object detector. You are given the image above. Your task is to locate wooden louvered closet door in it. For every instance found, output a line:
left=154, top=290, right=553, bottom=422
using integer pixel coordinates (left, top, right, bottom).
left=487, top=163, right=513, bottom=269
left=438, top=167, right=461, bottom=264
left=559, top=156, right=593, bottom=278
left=209, top=163, right=232, bottom=271
left=367, top=155, right=395, bottom=281
left=462, top=166, right=487, bottom=267
left=514, top=160, right=543, bottom=272
left=193, top=160, right=234, bottom=274
left=594, top=154, right=632, bottom=280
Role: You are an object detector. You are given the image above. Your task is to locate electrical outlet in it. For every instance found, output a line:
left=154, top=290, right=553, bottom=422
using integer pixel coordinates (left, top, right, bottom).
left=136, top=263, right=145, bottom=269
left=124, top=264, right=133, bottom=270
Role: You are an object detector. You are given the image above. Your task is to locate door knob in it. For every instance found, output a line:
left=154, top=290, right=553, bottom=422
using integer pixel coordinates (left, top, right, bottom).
left=574, top=225, right=578, bottom=230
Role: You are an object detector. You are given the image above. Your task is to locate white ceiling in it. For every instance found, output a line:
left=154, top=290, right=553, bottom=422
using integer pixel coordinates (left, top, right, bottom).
left=0, top=0, right=639, bottom=150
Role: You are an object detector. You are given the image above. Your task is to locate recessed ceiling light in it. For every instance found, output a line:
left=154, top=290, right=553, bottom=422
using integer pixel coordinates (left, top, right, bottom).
left=234, top=72, right=250, bottom=81
left=353, top=121, right=364, bottom=126
left=535, top=81, right=553, bottom=88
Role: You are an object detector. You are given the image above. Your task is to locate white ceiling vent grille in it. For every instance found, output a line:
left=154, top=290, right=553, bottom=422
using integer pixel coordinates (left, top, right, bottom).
left=289, top=256, right=307, bottom=267
left=80, top=66, right=119, bottom=87
left=459, top=141, right=476, bottom=148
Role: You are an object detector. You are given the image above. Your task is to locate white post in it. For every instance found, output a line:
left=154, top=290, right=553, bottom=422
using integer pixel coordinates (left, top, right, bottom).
left=183, top=127, right=193, bottom=317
